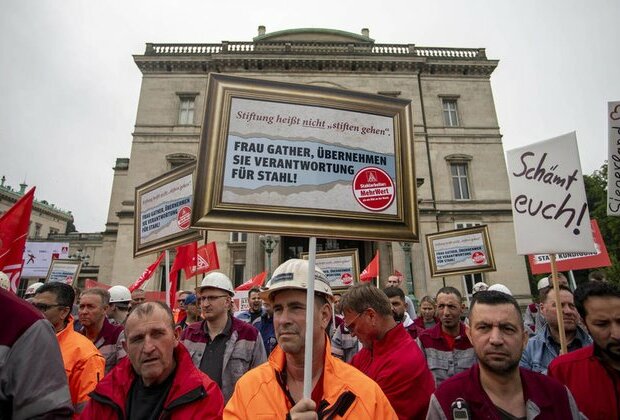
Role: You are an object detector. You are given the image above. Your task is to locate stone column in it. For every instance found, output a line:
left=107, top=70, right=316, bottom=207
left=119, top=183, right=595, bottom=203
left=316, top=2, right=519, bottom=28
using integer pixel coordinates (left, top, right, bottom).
left=244, top=233, right=263, bottom=277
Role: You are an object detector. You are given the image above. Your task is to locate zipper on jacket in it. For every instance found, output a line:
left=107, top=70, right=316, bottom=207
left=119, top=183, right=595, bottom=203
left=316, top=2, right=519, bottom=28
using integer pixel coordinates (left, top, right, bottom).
left=89, top=392, right=125, bottom=420
left=160, top=385, right=206, bottom=418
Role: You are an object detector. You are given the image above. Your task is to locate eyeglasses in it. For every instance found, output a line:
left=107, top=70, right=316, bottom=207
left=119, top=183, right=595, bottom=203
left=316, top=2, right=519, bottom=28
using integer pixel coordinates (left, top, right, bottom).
left=200, top=295, right=229, bottom=303
left=344, top=311, right=364, bottom=331
left=32, top=302, right=67, bottom=312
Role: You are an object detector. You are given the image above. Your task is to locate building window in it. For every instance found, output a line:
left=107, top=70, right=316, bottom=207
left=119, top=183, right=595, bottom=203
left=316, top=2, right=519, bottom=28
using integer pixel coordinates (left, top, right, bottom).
left=442, top=99, right=459, bottom=127
left=48, top=228, right=59, bottom=238
left=233, top=263, right=245, bottom=286
left=178, top=96, right=196, bottom=125
left=230, top=232, right=247, bottom=243
left=34, top=223, right=42, bottom=238
left=451, top=163, right=470, bottom=200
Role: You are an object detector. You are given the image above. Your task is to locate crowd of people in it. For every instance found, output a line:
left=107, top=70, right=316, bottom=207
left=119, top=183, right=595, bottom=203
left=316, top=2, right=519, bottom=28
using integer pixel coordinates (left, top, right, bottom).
left=0, top=263, right=618, bottom=419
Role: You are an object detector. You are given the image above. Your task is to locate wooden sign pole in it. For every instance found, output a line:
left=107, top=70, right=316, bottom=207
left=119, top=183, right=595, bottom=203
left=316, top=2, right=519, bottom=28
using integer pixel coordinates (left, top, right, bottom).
left=550, top=254, right=568, bottom=354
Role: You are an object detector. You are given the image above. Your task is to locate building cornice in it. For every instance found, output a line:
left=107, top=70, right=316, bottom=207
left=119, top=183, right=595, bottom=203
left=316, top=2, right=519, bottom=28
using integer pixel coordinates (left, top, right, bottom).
left=134, top=41, right=498, bottom=77
left=0, top=187, right=73, bottom=220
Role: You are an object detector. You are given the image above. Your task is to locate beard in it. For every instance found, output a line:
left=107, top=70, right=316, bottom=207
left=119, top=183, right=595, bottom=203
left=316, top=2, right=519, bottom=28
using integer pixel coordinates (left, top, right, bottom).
left=478, top=352, right=520, bottom=375
left=596, top=341, right=620, bottom=361
left=393, top=311, right=405, bottom=322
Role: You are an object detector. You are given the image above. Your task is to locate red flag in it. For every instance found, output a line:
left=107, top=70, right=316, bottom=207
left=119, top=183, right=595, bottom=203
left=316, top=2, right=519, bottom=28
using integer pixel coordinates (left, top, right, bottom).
left=194, top=242, right=220, bottom=276
left=0, top=187, right=35, bottom=292
left=169, top=242, right=197, bottom=309
left=360, top=251, right=379, bottom=282
left=129, top=252, right=165, bottom=292
left=394, top=270, right=404, bottom=280
left=235, top=271, right=267, bottom=291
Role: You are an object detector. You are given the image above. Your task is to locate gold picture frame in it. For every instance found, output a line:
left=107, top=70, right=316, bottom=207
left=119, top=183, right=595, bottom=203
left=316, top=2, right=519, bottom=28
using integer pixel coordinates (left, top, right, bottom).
left=46, top=259, right=82, bottom=286
left=300, top=248, right=360, bottom=292
left=192, top=74, right=418, bottom=242
left=134, top=162, right=203, bottom=257
left=426, top=225, right=496, bottom=277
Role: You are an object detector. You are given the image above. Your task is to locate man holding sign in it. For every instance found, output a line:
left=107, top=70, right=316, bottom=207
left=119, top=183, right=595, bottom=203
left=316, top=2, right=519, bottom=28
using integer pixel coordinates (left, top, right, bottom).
left=225, top=259, right=396, bottom=419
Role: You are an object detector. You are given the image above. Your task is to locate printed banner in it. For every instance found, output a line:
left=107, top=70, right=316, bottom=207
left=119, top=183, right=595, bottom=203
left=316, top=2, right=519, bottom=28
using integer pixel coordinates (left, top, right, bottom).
left=21, top=242, right=69, bottom=277
left=301, top=249, right=359, bottom=290
left=528, top=219, right=611, bottom=274
left=46, top=259, right=81, bottom=285
left=506, top=132, right=595, bottom=254
left=426, top=225, right=496, bottom=277
left=140, top=174, right=193, bottom=245
left=608, top=101, right=620, bottom=216
left=223, top=98, right=397, bottom=214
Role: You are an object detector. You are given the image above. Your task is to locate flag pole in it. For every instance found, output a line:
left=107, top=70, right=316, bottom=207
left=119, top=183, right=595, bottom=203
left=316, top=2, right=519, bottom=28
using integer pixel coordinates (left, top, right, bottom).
left=165, top=250, right=171, bottom=306
left=303, top=237, right=317, bottom=399
left=550, top=254, right=568, bottom=354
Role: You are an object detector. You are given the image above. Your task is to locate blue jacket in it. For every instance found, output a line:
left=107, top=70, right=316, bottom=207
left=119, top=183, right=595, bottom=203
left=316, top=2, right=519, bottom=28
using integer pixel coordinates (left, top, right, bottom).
left=520, top=324, right=592, bottom=374
left=253, top=312, right=276, bottom=355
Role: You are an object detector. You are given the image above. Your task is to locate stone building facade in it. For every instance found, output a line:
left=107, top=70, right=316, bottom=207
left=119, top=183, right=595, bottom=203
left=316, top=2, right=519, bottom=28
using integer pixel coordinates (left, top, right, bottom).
left=101, top=27, right=529, bottom=301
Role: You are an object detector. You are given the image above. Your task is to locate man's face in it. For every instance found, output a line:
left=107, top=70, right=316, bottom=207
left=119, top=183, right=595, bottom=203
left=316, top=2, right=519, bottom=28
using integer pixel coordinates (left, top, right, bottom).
left=386, top=278, right=400, bottom=288
left=583, top=296, right=620, bottom=361
left=78, top=293, right=107, bottom=328
left=177, top=292, right=190, bottom=310
left=436, top=293, right=463, bottom=331
left=343, top=307, right=377, bottom=349
left=541, top=289, right=578, bottom=333
left=420, top=301, right=436, bottom=321
left=249, top=291, right=262, bottom=312
left=31, top=291, right=70, bottom=331
left=131, top=290, right=146, bottom=306
left=185, top=301, right=200, bottom=320
left=467, top=303, right=527, bottom=375
left=273, top=289, right=329, bottom=356
left=123, top=307, right=179, bottom=387
left=388, top=296, right=406, bottom=322
left=199, top=288, right=230, bottom=322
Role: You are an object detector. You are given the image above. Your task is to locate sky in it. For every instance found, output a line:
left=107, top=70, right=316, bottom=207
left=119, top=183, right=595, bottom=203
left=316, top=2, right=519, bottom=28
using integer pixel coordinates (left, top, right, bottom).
left=1, top=0, right=618, bottom=232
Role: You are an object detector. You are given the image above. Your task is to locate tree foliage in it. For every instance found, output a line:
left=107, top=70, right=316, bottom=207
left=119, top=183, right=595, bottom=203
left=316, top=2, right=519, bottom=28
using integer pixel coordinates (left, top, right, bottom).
left=583, top=163, right=620, bottom=285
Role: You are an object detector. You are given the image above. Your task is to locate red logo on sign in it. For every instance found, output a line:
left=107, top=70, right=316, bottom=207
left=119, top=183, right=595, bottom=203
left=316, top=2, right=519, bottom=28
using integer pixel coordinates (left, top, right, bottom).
left=177, top=206, right=192, bottom=230
left=341, top=272, right=353, bottom=285
left=472, top=251, right=486, bottom=265
left=352, top=167, right=395, bottom=211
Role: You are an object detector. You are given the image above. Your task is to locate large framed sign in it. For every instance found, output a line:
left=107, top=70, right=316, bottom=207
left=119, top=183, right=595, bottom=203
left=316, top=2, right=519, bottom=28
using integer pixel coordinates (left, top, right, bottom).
left=192, top=74, right=418, bottom=242
left=46, top=259, right=82, bottom=285
left=426, top=225, right=496, bottom=277
left=134, top=162, right=203, bottom=257
left=300, top=248, right=360, bottom=291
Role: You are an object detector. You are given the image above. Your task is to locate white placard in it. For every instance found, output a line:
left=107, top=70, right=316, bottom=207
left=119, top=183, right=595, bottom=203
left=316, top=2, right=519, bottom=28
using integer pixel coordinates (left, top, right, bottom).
left=21, top=242, right=69, bottom=277
left=506, top=132, right=595, bottom=254
left=608, top=101, right=620, bottom=216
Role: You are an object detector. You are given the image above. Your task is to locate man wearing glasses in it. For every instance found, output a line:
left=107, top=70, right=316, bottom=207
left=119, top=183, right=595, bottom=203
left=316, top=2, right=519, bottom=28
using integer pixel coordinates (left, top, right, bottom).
left=181, top=272, right=266, bottom=402
left=342, top=283, right=435, bottom=419
left=32, top=282, right=105, bottom=416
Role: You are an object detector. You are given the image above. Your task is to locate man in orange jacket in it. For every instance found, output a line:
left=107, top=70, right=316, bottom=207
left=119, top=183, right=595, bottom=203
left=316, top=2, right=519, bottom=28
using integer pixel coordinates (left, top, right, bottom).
left=225, top=259, right=396, bottom=418
left=32, top=282, right=105, bottom=416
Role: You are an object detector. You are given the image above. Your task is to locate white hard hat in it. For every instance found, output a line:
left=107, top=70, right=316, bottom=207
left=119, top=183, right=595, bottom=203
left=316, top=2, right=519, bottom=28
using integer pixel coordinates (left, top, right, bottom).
left=488, top=283, right=512, bottom=296
left=537, top=277, right=550, bottom=290
left=472, top=282, right=489, bottom=294
left=0, top=271, right=9, bottom=291
left=108, top=285, right=132, bottom=303
left=25, top=282, right=44, bottom=296
left=199, top=272, right=234, bottom=296
left=260, top=259, right=333, bottom=303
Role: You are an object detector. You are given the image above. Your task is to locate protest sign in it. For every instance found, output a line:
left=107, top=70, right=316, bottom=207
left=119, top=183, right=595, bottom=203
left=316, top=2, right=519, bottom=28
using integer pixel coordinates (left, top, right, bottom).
left=46, top=259, right=81, bottom=285
left=22, top=242, right=69, bottom=277
left=506, top=132, right=595, bottom=254
left=528, top=219, right=611, bottom=274
left=300, top=249, right=360, bottom=291
left=426, top=225, right=496, bottom=277
left=608, top=101, right=620, bottom=216
left=192, top=74, right=418, bottom=242
left=134, top=162, right=203, bottom=257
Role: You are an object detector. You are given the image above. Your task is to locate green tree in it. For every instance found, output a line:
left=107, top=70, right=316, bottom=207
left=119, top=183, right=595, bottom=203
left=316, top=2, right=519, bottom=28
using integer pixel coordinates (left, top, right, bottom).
left=583, top=163, right=620, bottom=285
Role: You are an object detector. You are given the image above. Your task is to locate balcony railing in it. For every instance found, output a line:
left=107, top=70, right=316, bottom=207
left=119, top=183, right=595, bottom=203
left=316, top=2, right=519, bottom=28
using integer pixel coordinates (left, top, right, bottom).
left=144, top=42, right=486, bottom=60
